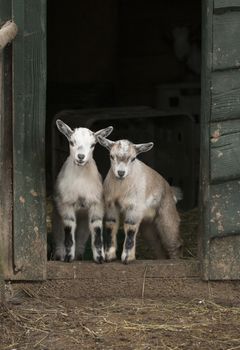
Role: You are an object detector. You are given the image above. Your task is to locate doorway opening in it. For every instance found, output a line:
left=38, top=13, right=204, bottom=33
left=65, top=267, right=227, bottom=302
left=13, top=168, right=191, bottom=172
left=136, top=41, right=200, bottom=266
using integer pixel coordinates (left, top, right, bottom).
left=46, top=0, right=201, bottom=261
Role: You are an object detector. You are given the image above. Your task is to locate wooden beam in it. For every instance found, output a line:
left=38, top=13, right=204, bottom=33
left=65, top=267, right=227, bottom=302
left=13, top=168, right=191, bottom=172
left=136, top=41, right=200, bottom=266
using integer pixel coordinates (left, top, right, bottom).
left=12, top=0, right=47, bottom=280
left=0, top=0, right=14, bottom=280
left=200, top=0, right=213, bottom=279
left=47, top=260, right=200, bottom=280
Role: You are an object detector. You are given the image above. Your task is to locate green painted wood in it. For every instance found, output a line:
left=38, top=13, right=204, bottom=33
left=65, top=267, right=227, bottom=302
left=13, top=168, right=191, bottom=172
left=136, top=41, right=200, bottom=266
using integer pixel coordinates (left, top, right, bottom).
left=214, top=0, right=240, bottom=9
left=211, top=70, right=240, bottom=121
left=210, top=180, right=240, bottom=237
left=201, top=0, right=240, bottom=280
left=210, top=119, right=240, bottom=182
left=213, top=11, right=240, bottom=70
left=12, top=0, right=47, bottom=280
left=0, top=0, right=13, bottom=279
left=200, top=0, right=213, bottom=279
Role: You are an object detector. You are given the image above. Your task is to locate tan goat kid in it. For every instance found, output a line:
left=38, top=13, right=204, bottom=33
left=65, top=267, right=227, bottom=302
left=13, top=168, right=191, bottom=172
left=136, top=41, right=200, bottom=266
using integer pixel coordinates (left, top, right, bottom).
left=98, top=137, right=183, bottom=264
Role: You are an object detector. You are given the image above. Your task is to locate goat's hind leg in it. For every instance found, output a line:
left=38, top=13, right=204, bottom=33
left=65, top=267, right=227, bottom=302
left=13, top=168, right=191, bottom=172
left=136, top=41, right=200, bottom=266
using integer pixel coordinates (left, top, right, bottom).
left=104, top=204, right=119, bottom=262
left=155, top=205, right=182, bottom=259
left=89, top=203, right=105, bottom=263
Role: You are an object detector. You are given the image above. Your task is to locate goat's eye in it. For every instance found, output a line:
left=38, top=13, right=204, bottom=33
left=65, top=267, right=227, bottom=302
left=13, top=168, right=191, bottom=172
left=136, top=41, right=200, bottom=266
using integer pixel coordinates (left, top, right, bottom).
left=91, top=143, right=95, bottom=148
left=69, top=141, right=74, bottom=147
left=131, top=157, right=136, bottom=162
left=110, top=155, right=114, bottom=160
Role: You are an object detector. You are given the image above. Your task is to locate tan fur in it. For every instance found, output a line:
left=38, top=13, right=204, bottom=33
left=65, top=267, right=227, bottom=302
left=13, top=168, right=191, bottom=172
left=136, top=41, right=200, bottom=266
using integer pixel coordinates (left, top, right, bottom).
left=101, top=139, right=182, bottom=263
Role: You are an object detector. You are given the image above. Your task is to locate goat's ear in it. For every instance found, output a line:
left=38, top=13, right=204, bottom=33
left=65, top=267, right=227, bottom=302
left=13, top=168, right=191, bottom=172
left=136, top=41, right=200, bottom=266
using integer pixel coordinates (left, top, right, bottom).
left=97, top=136, right=115, bottom=150
left=94, top=126, right=113, bottom=139
left=56, top=119, right=73, bottom=140
left=134, top=142, right=154, bottom=155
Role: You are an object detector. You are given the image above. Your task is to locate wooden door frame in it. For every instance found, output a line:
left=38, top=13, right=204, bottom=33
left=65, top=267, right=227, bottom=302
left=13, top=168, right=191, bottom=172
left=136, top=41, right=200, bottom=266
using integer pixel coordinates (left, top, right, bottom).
left=0, top=0, right=47, bottom=280
left=0, top=0, right=14, bottom=279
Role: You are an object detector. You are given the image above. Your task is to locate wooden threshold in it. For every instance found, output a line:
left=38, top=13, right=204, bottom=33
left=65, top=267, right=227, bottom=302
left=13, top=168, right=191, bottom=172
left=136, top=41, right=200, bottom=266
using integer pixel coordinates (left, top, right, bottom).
left=47, top=259, right=200, bottom=280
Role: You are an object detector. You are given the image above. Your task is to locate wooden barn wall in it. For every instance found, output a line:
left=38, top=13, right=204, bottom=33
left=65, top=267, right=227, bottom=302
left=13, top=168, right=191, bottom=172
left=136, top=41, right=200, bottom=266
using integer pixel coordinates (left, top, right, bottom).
left=201, top=0, right=240, bottom=280
left=11, top=0, right=47, bottom=280
left=0, top=0, right=13, bottom=278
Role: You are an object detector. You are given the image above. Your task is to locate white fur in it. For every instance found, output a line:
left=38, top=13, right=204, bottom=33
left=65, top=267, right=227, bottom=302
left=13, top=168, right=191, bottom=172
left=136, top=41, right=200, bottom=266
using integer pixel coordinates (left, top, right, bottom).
left=53, top=120, right=113, bottom=263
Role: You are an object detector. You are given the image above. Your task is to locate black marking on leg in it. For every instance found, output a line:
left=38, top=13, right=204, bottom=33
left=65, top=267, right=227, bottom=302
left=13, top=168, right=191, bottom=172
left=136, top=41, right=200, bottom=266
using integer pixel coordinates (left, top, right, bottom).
left=64, top=226, right=74, bottom=262
left=94, top=227, right=102, bottom=250
left=125, top=230, right=135, bottom=250
left=105, top=227, right=112, bottom=250
left=91, top=216, right=101, bottom=223
left=64, top=254, right=72, bottom=263
left=94, top=227, right=104, bottom=263
left=64, top=226, right=73, bottom=249
left=96, top=255, right=104, bottom=264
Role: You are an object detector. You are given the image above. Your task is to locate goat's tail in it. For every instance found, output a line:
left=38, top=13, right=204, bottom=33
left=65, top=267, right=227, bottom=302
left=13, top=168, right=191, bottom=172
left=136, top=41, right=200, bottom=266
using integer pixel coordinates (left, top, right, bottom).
left=171, top=186, right=183, bottom=203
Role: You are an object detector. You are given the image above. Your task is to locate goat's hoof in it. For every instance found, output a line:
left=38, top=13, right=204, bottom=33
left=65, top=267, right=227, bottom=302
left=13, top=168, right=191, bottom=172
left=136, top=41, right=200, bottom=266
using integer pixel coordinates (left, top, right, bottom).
left=105, top=256, right=117, bottom=263
left=64, top=254, right=74, bottom=262
left=95, top=255, right=104, bottom=264
left=121, top=251, right=135, bottom=264
left=53, top=254, right=64, bottom=262
left=75, top=253, right=83, bottom=261
left=105, top=253, right=117, bottom=263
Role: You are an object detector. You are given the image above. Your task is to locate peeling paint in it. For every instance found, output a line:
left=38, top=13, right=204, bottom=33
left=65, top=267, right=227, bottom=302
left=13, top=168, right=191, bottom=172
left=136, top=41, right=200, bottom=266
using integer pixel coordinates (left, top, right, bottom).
left=19, top=196, right=25, bottom=204
left=30, top=189, right=38, bottom=197
left=211, top=129, right=220, bottom=143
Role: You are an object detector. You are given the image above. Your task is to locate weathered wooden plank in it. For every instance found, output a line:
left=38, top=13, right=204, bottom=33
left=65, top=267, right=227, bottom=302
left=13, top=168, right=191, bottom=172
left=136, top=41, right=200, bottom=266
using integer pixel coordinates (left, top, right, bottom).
left=210, top=119, right=240, bottom=181
left=211, top=70, right=240, bottom=121
left=209, top=180, right=240, bottom=237
left=214, top=0, right=240, bottom=9
left=12, top=0, right=47, bottom=280
left=47, top=260, right=200, bottom=280
left=213, top=11, right=240, bottom=70
left=208, top=235, right=240, bottom=280
left=0, top=0, right=13, bottom=279
left=200, top=0, right=213, bottom=279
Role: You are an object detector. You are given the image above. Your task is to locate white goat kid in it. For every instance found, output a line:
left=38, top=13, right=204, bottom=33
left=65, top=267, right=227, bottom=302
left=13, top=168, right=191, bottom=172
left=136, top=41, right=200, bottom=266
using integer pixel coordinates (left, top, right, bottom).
left=53, top=120, right=113, bottom=263
left=97, top=137, right=182, bottom=264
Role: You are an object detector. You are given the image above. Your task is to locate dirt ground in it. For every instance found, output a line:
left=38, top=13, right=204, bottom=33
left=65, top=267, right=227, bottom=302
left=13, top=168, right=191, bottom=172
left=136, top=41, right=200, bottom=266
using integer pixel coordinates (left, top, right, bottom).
left=1, top=276, right=240, bottom=350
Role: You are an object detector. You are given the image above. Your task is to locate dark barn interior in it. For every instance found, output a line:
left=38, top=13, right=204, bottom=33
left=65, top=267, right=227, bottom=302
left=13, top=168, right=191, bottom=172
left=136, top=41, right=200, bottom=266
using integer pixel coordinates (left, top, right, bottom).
left=46, top=0, right=201, bottom=260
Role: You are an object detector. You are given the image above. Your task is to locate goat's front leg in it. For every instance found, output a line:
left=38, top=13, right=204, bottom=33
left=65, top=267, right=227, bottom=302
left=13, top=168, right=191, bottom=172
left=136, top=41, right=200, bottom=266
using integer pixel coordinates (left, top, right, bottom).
left=89, top=203, right=104, bottom=263
left=104, top=203, right=119, bottom=262
left=121, top=211, right=141, bottom=264
left=60, top=205, right=77, bottom=262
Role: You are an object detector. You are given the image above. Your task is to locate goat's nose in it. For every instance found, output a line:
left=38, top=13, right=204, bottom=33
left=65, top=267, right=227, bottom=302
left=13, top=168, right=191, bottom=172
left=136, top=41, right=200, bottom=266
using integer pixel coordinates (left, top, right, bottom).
left=118, top=170, right=125, bottom=178
left=77, top=154, right=85, bottom=161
